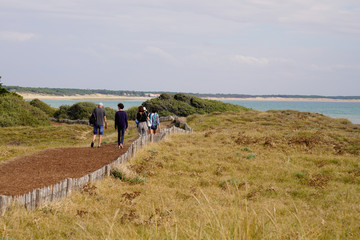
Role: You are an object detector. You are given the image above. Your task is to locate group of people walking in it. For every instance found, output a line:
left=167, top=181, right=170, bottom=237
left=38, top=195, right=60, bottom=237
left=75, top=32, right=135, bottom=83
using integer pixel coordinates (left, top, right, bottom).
left=90, top=103, right=160, bottom=149
left=136, top=106, right=160, bottom=135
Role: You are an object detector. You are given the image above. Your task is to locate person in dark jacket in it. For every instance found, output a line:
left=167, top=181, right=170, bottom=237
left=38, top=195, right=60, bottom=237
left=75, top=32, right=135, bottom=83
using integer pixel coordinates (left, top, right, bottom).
left=115, top=103, right=128, bottom=149
left=136, top=106, right=148, bottom=136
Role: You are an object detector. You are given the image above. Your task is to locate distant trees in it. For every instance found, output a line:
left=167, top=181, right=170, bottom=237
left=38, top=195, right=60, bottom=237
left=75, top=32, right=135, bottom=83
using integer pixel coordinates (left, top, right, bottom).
left=4, top=86, right=159, bottom=97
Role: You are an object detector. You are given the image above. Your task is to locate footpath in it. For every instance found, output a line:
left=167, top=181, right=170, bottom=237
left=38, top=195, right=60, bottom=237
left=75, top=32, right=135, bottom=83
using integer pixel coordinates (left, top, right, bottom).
left=0, top=117, right=192, bottom=215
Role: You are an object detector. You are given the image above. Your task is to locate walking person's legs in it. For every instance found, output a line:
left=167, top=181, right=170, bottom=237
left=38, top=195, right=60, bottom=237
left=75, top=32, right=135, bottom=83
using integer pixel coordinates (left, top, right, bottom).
left=117, top=128, right=121, bottom=147
left=91, top=124, right=99, bottom=148
left=97, top=125, right=104, bottom=147
left=138, top=124, right=142, bottom=136
left=142, top=122, right=148, bottom=135
left=118, top=128, right=125, bottom=148
left=151, top=125, right=158, bottom=134
left=138, top=122, right=147, bottom=136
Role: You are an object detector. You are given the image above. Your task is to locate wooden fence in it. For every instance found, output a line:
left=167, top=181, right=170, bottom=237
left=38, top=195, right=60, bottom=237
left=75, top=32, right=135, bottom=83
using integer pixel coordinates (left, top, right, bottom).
left=0, top=124, right=191, bottom=216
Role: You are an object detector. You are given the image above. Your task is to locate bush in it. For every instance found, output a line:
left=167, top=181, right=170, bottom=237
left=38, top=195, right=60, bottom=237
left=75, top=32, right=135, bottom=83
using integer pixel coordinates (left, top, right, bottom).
left=104, top=107, right=116, bottom=121
left=54, top=105, right=71, bottom=119
left=159, top=93, right=173, bottom=100
left=174, top=93, right=192, bottom=104
left=54, top=102, right=116, bottom=121
left=67, top=102, right=97, bottom=120
left=0, top=95, right=50, bottom=127
left=142, top=93, right=250, bottom=117
left=0, top=81, right=9, bottom=95
left=30, top=99, right=57, bottom=117
left=126, top=106, right=138, bottom=120
left=0, top=83, right=23, bottom=98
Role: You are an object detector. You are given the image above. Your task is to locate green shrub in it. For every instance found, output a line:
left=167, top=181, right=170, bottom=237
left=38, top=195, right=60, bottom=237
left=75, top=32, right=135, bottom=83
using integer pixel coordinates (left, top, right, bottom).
left=0, top=95, right=50, bottom=127
left=126, top=106, right=138, bottom=120
left=67, top=102, right=97, bottom=120
left=30, top=99, right=56, bottom=117
left=110, top=169, right=146, bottom=184
left=159, top=93, right=173, bottom=100
left=0, top=82, right=23, bottom=98
left=54, top=102, right=116, bottom=121
left=0, top=80, right=10, bottom=95
left=54, top=105, right=71, bottom=119
left=174, top=93, right=192, bottom=104
left=142, top=93, right=250, bottom=117
left=104, top=107, right=116, bottom=121
left=245, top=153, right=256, bottom=159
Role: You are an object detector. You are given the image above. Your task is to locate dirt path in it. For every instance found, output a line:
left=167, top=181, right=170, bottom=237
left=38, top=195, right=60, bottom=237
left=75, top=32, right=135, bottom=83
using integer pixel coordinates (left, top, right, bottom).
left=0, top=122, right=173, bottom=196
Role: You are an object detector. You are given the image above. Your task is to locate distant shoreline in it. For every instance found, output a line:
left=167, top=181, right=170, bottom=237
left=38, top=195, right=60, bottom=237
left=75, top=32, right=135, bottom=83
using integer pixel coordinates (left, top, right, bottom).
left=205, top=97, right=360, bottom=103
left=19, top=93, right=151, bottom=101
left=19, top=93, right=360, bottom=103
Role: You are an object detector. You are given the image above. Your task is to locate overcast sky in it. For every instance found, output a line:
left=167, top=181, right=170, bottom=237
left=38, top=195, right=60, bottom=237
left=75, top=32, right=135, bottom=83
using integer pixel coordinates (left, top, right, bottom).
left=1, top=0, right=360, bottom=95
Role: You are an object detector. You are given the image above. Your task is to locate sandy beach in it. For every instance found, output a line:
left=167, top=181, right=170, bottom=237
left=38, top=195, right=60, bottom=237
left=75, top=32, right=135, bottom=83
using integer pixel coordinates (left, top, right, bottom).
left=18, top=92, right=360, bottom=103
left=19, top=93, right=152, bottom=101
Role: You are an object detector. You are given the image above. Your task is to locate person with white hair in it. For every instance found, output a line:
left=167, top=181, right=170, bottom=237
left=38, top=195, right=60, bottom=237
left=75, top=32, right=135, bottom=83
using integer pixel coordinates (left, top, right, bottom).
left=90, top=102, right=107, bottom=148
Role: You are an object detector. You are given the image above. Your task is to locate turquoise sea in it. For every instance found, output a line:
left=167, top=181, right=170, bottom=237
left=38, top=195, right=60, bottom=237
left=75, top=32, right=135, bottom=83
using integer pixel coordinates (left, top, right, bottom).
left=224, top=100, right=360, bottom=124
left=41, top=99, right=144, bottom=111
left=41, top=99, right=360, bottom=124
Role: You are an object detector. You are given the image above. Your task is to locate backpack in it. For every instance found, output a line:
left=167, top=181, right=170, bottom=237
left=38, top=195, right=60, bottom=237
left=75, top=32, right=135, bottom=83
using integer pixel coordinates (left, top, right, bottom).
left=89, top=112, right=96, bottom=125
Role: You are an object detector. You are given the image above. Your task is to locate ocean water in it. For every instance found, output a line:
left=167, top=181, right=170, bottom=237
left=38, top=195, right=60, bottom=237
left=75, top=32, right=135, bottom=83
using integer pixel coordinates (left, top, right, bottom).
left=41, top=99, right=144, bottom=110
left=41, top=99, right=360, bottom=124
left=223, top=100, right=360, bottom=124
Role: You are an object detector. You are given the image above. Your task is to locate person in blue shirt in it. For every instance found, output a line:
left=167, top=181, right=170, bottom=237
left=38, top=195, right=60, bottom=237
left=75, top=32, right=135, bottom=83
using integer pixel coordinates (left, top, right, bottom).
left=148, top=108, right=160, bottom=134
left=115, top=103, right=128, bottom=149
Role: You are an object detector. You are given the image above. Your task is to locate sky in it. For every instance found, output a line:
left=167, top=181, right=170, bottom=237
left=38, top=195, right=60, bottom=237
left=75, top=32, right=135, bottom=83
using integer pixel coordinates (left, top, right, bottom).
left=1, top=0, right=360, bottom=96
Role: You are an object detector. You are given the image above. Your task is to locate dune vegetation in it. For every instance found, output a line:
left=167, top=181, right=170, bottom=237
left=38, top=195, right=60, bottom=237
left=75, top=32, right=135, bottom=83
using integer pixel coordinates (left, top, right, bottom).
left=29, top=98, right=57, bottom=117
left=53, top=102, right=117, bottom=121
left=1, top=109, right=360, bottom=239
left=0, top=95, right=50, bottom=127
left=143, top=93, right=250, bottom=116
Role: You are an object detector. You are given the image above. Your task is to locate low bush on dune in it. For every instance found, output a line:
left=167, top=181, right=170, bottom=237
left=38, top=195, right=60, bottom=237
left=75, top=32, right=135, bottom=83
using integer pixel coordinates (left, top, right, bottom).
left=68, top=102, right=98, bottom=120
left=54, top=102, right=116, bottom=120
left=126, top=106, right=138, bottom=120
left=0, top=94, right=50, bottom=127
left=54, top=105, right=71, bottom=119
left=0, top=82, right=50, bottom=127
left=30, top=98, right=57, bottom=117
left=142, top=92, right=250, bottom=116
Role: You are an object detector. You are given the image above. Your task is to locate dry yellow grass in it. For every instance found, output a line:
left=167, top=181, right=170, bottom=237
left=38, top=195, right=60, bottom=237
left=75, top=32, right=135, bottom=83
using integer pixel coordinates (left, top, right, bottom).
left=1, top=110, right=360, bottom=239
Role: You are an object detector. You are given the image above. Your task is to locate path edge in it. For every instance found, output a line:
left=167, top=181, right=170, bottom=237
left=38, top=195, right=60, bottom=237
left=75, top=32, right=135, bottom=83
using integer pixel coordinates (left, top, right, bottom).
left=0, top=117, right=192, bottom=216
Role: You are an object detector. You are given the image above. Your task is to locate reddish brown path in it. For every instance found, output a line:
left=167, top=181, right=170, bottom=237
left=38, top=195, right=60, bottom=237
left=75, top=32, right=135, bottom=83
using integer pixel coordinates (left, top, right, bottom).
left=0, top=122, right=174, bottom=196
left=0, top=142, right=132, bottom=196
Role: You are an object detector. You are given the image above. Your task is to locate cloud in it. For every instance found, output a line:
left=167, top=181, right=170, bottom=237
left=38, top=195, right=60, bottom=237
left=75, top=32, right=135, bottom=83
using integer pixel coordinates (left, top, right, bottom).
left=0, top=0, right=359, bottom=95
left=0, top=31, right=36, bottom=41
left=144, top=46, right=180, bottom=66
left=232, top=55, right=269, bottom=65
left=231, top=55, right=291, bottom=66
